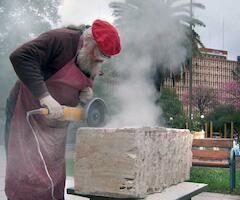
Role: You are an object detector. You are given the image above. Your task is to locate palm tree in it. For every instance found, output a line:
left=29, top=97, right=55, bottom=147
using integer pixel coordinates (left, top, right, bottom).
left=109, top=0, right=205, bottom=91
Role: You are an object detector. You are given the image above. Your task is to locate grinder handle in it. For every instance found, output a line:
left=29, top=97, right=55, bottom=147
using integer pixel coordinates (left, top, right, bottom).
left=39, top=107, right=83, bottom=121
left=39, top=108, right=49, bottom=115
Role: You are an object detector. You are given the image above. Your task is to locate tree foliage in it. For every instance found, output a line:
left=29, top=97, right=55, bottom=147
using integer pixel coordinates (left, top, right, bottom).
left=207, top=105, right=240, bottom=138
left=222, top=81, right=240, bottom=110
left=232, top=65, right=240, bottom=83
left=0, top=0, right=61, bottom=107
left=182, top=86, right=218, bottom=115
left=159, top=88, right=186, bottom=128
left=0, top=0, right=61, bottom=55
left=109, top=0, right=205, bottom=92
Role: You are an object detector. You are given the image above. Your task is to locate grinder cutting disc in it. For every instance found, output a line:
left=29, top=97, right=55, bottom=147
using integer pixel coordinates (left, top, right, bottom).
left=85, top=98, right=107, bottom=127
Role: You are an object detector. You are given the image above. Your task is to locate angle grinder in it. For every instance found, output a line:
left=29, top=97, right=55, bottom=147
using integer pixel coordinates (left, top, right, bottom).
left=28, top=98, right=107, bottom=127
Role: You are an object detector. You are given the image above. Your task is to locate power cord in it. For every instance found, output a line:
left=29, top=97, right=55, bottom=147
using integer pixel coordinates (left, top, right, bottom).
left=26, top=110, right=57, bottom=200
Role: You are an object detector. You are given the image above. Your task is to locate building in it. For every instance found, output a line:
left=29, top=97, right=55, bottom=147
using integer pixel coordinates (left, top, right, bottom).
left=199, top=48, right=228, bottom=60
left=164, top=48, right=239, bottom=114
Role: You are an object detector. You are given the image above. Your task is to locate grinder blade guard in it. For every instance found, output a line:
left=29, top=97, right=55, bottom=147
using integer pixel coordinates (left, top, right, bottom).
left=85, top=98, right=107, bottom=127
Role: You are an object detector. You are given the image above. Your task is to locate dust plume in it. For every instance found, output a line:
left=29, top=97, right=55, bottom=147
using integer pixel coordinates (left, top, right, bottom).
left=106, top=0, right=190, bottom=127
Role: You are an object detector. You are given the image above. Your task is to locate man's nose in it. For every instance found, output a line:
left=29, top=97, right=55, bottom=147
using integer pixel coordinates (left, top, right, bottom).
left=95, top=58, right=104, bottom=63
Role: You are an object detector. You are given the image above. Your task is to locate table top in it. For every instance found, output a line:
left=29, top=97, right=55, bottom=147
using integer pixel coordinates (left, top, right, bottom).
left=67, top=182, right=208, bottom=200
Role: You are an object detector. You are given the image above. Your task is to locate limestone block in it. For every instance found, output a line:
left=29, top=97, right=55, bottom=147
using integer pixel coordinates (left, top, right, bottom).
left=74, top=127, right=192, bottom=198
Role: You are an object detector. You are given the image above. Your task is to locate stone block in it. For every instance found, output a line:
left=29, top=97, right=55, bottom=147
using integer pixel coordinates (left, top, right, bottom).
left=74, top=127, right=192, bottom=198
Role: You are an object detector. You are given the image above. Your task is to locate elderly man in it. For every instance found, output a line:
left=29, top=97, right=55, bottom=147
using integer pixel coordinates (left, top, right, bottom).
left=5, top=19, right=121, bottom=200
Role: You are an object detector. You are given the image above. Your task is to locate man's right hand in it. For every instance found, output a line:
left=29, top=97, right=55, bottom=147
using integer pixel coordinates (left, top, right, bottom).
left=79, top=87, right=93, bottom=104
left=39, top=95, right=63, bottom=119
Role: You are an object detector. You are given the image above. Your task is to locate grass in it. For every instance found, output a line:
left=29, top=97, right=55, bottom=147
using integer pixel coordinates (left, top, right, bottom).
left=188, top=167, right=240, bottom=195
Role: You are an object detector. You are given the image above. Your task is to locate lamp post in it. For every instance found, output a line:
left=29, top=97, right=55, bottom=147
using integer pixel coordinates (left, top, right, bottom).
left=170, top=117, right=173, bottom=128
left=189, top=0, right=193, bottom=129
left=200, top=114, right=204, bottom=131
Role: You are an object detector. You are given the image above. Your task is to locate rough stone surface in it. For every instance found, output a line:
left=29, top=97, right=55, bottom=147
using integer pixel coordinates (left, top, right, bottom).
left=74, top=127, right=192, bottom=198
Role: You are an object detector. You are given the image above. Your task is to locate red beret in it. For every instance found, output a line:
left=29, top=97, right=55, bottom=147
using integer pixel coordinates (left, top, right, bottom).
left=92, top=19, right=121, bottom=56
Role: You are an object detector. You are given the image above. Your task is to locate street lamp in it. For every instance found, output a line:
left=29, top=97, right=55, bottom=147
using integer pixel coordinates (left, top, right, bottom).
left=170, top=117, right=173, bottom=128
left=200, top=114, right=204, bottom=130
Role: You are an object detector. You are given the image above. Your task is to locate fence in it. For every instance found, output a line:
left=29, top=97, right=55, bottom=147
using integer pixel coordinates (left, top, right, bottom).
left=203, top=121, right=240, bottom=141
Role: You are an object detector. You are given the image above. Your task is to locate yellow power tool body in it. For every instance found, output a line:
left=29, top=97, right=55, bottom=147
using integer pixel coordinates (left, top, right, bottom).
left=32, top=106, right=84, bottom=121
left=27, top=98, right=107, bottom=127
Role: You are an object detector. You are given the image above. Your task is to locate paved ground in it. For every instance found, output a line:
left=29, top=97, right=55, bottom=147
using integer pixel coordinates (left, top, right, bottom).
left=192, top=192, right=240, bottom=200
left=0, top=145, right=239, bottom=200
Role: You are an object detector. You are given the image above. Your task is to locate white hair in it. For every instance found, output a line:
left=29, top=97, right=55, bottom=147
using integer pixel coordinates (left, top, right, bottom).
left=82, top=27, right=96, bottom=47
left=82, top=27, right=92, bottom=38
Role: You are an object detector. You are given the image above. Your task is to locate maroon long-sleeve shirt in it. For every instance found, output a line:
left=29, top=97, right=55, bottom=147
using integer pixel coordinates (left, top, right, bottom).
left=9, top=28, right=82, bottom=99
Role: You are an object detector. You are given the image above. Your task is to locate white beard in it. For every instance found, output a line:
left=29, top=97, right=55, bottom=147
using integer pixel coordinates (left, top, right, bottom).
left=76, top=46, right=100, bottom=78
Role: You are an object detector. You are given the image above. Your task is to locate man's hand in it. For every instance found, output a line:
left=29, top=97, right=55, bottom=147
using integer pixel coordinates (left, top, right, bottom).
left=79, top=87, right=93, bottom=104
left=39, top=95, right=63, bottom=119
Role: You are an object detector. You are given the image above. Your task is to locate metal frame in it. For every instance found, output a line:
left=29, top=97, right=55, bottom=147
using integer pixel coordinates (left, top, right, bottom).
left=230, top=147, right=240, bottom=192
left=66, top=188, right=140, bottom=200
left=67, top=182, right=208, bottom=200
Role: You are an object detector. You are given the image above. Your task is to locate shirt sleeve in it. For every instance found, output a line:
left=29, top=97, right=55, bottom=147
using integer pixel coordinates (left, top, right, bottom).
left=9, top=31, right=63, bottom=99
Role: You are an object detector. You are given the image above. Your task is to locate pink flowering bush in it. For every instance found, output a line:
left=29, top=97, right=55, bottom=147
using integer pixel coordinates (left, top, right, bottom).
left=182, top=86, right=218, bottom=115
left=222, top=81, right=240, bottom=110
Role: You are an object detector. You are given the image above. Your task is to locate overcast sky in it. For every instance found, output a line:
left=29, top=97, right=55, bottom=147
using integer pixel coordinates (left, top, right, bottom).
left=194, top=0, right=240, bottom=61
left=59, top=0, right=240, bottom=61
left=58, top=0, right=114, bottom=25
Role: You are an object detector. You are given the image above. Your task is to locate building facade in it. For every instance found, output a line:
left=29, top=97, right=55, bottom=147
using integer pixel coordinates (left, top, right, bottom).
left=165, top=48, right=239, bottom=114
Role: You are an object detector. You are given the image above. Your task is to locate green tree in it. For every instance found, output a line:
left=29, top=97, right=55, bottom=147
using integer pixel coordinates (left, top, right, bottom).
left=0, top=0, right=61, bottom=55
left=159, top=88, right=186, bottom=128
left=207, top=105, right=240, bottom=139
left=0, top=0, right=61, bottom=107
left=232, top=65, right=240, bottom=83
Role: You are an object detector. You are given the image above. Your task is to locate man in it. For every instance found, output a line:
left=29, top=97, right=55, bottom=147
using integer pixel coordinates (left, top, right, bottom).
left=5, top=19, right=121, bottom=200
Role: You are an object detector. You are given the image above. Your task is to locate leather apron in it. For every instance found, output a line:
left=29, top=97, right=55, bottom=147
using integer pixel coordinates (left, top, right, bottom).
left=5, top=37, right=92, bottom=200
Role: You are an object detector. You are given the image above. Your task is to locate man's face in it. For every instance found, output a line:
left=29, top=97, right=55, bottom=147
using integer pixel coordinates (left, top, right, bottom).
left=76, top=39, right=110, bottom=79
